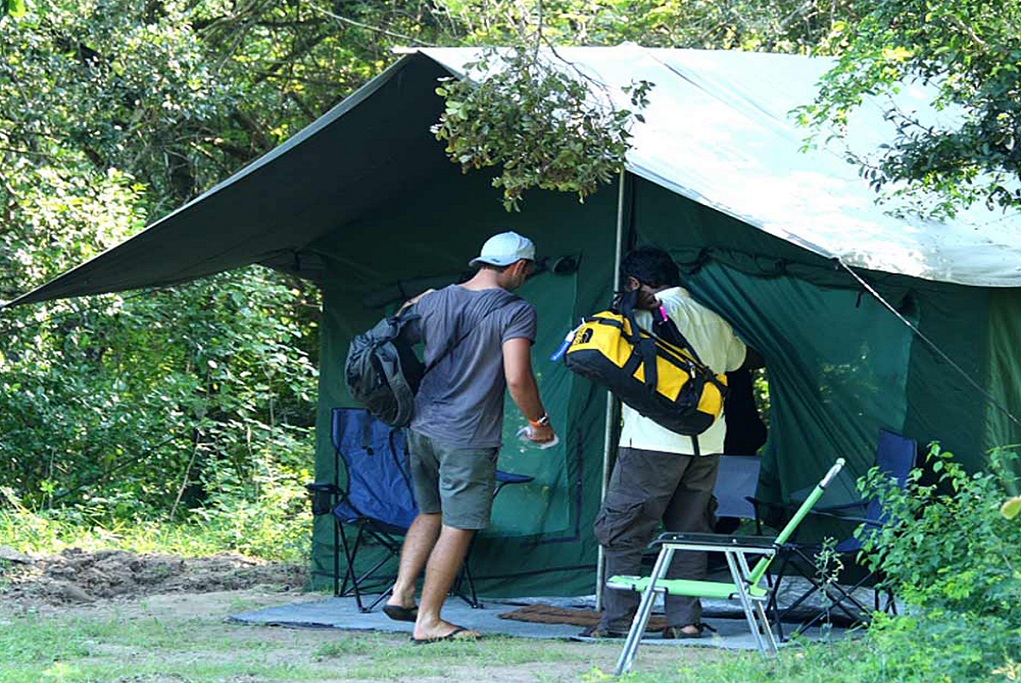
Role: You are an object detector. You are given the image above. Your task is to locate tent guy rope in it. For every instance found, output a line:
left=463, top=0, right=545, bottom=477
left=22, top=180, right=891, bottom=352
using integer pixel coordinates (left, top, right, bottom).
left=839, top=258, right=1021, bottom=431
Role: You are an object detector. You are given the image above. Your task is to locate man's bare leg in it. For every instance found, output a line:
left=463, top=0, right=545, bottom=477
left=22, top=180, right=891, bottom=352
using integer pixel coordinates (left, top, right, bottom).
left=386, top=512, right=441, bottom=610
left=413, top=524, right=481, bottom=641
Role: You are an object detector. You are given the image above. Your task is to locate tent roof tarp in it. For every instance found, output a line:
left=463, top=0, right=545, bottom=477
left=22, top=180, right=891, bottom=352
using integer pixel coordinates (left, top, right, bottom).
left=8, top=45, right=1021, bottom=308
left=423, top=46, right=1021, bottom=287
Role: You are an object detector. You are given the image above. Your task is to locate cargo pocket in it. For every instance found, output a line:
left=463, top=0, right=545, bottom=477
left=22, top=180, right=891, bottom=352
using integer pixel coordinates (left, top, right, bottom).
left=594, top=495, right=653, bottom=551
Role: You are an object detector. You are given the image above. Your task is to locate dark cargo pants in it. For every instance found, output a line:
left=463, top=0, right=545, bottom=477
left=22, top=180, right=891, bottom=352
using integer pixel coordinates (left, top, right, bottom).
left=594, top=447, right=720, bottom=632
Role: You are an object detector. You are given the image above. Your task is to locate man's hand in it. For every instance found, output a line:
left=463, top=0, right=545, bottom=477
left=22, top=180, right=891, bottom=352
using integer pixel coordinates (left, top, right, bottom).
left=526, top=423, right=556, bottom=444
left=399, top=288, right=435, bottom=312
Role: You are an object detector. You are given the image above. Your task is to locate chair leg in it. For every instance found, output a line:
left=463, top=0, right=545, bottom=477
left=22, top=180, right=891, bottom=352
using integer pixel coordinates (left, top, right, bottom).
left=883, top=584, right=898, bottom=615
left=789, top=570, right=875, bottom=636
left=335, top=521, right=357, bottom=598
left=766, top=574, right=786, bottom=643
left=774, top=545, right=842, bottom=635
left=365, top=586, right=392, bottom=612
left=332, top=520, right=340, bottom=599
left=454, top=555, right=482, bottom=609
left=614, top=548, right=673, bottom=676
left=765, top=546, right=799, bottom=642
left=727, top=551, right=775, bottom=656
left=753, top=599, right=779, bottom=655
left=339, top=524, right=397, bottom=613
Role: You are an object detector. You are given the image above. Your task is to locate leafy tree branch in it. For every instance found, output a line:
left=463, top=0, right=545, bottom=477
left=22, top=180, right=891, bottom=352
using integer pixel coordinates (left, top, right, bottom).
left=433, top=43, right=652, bottom=210
left=798, top=0, right=1021, bottom=216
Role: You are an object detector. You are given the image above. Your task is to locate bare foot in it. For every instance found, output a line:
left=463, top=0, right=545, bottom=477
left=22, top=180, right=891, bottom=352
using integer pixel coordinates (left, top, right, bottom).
left=412, top=619, right=482, bottom=642
left=385, top=585, right=417, bottom=611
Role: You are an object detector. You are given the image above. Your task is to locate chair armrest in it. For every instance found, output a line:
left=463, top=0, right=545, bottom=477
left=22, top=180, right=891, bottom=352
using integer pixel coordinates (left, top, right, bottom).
left=814, top=499, right=869, bottom=515
left=803, top=508, right=870, bottom=525
left=495, top=470, right=534, bottom=485
left=655, top=531, right=777, bottom=550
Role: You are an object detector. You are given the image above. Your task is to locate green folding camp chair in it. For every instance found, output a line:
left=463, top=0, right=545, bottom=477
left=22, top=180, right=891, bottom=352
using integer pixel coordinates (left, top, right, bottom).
left=608, top=458, right=845, bottom=674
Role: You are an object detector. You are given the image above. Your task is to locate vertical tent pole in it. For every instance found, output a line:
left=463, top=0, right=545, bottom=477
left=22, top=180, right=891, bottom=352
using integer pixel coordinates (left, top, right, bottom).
left=596, top=169, right=627, bottom=610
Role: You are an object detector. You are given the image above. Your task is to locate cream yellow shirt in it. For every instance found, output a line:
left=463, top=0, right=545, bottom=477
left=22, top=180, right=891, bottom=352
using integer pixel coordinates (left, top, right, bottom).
left=618, top=286, right=747, bottom=455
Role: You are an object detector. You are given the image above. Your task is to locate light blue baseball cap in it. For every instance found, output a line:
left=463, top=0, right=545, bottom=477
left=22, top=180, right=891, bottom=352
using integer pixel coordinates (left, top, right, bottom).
left=469, top=231, right=536, bottom=268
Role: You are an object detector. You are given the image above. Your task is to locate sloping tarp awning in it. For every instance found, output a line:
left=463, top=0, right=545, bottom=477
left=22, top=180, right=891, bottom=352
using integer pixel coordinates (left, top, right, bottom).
left=5, top=55, right=456, bottom=305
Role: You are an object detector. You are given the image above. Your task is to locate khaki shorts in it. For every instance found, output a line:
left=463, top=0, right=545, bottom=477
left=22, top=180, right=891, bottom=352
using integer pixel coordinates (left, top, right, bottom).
left=407, top=430, right=499, bottom=530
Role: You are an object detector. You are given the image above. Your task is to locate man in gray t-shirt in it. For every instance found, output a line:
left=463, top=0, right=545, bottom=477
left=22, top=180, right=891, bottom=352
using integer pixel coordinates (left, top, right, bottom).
left=385, top=231, right=557, bottom=644
left=411, top=286, right=536, bottom=448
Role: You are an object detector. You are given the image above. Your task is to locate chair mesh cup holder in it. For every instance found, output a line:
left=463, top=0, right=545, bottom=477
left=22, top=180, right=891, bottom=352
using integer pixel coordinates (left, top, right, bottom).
left=306, top=482, right=340, bottom=516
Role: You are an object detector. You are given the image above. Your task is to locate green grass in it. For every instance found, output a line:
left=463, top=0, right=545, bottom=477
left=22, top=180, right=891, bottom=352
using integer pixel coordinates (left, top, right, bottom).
left=0, top=507, right=310, bottom=563
left=1, top=497, right=1013, bottom=683
left=0, top=602, right=687, bottom=683
left=1, top=660, right=326, bottom=683
left=0, top=609, right=329, bottom=682
left=1, top=599, right=1016, bottom=683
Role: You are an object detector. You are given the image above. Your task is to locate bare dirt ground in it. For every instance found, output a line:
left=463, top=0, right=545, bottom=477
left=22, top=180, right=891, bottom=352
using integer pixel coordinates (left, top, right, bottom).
left=0, top=546, right=716, bottom=682
left=0, top=545, right=308, bottom=606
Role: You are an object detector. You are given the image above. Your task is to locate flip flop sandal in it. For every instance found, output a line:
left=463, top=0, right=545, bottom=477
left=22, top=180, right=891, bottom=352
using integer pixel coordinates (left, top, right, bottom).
left=382, top=604, right=419, bottom=622
left=410, top=627, right=482, bottom=645
left=662, top=622, right=717, bottom=639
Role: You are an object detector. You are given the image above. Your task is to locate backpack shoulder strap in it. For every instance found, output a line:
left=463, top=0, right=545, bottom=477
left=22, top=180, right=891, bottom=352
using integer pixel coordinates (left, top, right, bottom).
left=423, top=291, right=520, bottom=376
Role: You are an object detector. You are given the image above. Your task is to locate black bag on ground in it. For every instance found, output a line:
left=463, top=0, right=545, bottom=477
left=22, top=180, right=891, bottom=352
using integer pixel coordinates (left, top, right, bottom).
left=344, top=310, right=424, bottom=428
left=563, top=291, right=728, bottom=438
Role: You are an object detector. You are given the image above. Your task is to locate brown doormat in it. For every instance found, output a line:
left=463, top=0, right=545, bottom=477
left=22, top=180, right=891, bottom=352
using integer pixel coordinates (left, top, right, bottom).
left=497, top=604, right=668, bottom=632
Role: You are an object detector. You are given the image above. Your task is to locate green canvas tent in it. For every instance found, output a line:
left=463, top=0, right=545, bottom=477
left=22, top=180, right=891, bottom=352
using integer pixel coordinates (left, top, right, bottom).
left=8, top=46, right=1021, bottom=598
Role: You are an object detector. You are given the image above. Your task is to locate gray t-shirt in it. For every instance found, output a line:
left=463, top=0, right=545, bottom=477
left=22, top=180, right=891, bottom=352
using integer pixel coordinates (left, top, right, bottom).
left=408, top=285, right=537, bottom=448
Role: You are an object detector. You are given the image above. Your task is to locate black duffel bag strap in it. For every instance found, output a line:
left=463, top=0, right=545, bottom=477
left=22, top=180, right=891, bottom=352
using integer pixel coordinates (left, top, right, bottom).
left=615, top=291, right=660, bottom=395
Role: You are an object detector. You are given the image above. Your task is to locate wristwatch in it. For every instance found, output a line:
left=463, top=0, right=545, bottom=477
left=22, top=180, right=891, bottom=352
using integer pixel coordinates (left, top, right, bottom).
left=530, top=413, right=551, bottom=428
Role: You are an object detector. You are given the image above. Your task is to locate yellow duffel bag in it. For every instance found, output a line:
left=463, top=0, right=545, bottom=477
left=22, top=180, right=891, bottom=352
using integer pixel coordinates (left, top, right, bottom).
left=562, top=297, right=728, bottom=445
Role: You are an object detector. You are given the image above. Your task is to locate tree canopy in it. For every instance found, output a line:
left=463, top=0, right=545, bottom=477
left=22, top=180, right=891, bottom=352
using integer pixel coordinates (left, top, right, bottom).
left=801, top=0, right=1021, bottom=216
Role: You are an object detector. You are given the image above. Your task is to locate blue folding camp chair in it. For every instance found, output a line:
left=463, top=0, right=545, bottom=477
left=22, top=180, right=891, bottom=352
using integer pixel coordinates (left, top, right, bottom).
left=329, top=407, right=420, bottom=611
left=323, top=407, right=533, bottom=612
left=768, top=429, right=917, bottom=636
left=713, top=455, right=762, bottom=533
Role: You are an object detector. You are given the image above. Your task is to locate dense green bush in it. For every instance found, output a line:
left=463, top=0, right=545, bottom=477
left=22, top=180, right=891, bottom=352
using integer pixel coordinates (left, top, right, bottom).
left=0, top=267, right=319, bottom=527
left=0, top=488, right=311, bottom=562
left=857, top=444, right=1021, bottom=627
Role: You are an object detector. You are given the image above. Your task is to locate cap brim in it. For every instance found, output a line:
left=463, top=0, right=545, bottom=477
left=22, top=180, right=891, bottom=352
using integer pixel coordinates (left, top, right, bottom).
left=469, top=256, right=516, bottom=268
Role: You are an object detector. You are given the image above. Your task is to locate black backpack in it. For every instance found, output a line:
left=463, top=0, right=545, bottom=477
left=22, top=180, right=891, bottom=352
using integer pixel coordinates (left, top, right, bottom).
left=344, top=292, right=519, bottom=428
left=344, top=310, right=424, bottom=428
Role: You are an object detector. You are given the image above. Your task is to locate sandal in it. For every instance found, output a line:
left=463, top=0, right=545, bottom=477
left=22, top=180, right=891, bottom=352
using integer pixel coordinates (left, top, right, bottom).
left=661, top=622, right=717, bottom=639
left=382, top=604, right=419, bottom=623
left=578, top=624, right=627, bottom=639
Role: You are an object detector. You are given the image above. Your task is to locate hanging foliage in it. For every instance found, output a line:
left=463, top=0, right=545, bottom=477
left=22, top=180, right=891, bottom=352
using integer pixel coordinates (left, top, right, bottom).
left=0, top=0, right=27, bottom=19
left=797, top=0, right=1021, bottom=217
left=432, top=45, right=652, bottom=211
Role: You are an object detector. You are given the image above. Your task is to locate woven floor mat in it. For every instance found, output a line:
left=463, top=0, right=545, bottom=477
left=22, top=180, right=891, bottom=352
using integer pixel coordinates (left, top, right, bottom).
left=497, top=604, right=668, bottom=632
